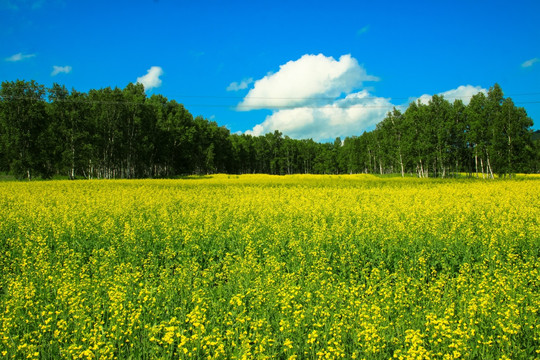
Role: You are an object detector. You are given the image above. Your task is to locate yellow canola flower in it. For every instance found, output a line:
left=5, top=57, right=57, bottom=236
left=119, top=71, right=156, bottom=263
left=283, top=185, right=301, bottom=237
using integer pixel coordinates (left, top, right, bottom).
left=0, top=175, right=538, bottom=359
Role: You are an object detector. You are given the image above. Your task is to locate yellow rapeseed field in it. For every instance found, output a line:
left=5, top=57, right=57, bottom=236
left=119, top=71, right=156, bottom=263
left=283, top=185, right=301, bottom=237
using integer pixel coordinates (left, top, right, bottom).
left=0, top=175, right=539, bottom=359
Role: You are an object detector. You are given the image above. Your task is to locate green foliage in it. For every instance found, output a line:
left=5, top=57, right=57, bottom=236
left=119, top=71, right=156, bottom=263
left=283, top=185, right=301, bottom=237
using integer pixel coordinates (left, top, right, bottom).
left=0, top=80, right=49, bottom=179
left=358, top=84, right=536, bottom=178
left=0, top=80, right=536, bottom=179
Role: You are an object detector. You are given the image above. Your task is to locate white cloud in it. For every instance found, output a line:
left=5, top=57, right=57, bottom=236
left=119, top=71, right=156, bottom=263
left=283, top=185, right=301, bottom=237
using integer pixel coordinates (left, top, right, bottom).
left=246, top=90, right=392, bottom=141
left=245, top=84, right=488, bottom=141
left=238, top=54, right=378, bottom=110
left=136, top=66, right=163, bottom=91
left=521, top=58, right=539, bottom=68
left=51, top=65, right=72, bottom=76
left=241, top=54, right=384, bottom=141
left=5, top=52, right=36, bottom=62
left=227, top=78, right=253, bottom=91
left=415, top=85, right=487, bottom=106
left=240, top=54, right=489, bottom=141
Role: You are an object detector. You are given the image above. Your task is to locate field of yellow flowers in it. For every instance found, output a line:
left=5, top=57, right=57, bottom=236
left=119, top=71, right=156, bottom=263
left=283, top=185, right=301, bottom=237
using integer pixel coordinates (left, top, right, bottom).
left=0, top=174, right=539, bottom=359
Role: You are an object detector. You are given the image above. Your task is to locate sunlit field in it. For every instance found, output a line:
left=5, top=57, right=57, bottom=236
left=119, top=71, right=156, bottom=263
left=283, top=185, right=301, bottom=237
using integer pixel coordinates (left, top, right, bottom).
left=1, top=175, right=539, bottom=359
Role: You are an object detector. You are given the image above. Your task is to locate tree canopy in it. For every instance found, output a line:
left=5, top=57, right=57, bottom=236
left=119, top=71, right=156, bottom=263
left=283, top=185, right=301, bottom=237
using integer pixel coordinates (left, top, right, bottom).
left=0, top=80, right=537, bottom=179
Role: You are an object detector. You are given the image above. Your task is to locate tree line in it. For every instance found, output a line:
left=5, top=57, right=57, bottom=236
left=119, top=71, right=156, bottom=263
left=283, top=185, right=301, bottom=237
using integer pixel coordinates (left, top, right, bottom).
left=0, top=80, right=538, bottom=179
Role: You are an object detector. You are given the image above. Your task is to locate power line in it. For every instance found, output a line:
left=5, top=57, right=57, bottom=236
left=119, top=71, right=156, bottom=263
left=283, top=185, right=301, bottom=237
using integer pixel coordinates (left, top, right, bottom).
left=1, top=94, right=539, bottom=110
left=155, top=91, right=540, bottom=101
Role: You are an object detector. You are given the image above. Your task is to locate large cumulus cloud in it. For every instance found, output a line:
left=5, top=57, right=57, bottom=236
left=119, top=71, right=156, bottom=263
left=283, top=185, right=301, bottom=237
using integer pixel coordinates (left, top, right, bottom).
left=240, top=54, right=487, bottom=142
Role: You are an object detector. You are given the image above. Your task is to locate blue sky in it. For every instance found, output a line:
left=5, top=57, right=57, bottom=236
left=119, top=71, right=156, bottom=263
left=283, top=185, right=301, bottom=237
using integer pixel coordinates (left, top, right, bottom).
left=2, top=0, right=539, bottom=141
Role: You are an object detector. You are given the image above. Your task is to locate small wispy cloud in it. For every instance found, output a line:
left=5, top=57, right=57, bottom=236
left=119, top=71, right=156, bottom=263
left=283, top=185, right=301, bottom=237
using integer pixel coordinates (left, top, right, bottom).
left=521, top=57, right=539, bottom=68
left=1, top=0, right=48, bottom=10
left=31, top=0, right=45, bottom=10
left=356, top=25, right=370, bottom=36
left=136, top=66, right=164, bottom=91
left=0, top=0, right=18, bottom=10
left=51, top=65, right=72, bottom=76
left=5, top=52, right=36, bottom=62
left=226, top=78, right=253, bottom=91
left=414, top=85, right=487, bottom=106
left=189, top=50, right=205, bottom=58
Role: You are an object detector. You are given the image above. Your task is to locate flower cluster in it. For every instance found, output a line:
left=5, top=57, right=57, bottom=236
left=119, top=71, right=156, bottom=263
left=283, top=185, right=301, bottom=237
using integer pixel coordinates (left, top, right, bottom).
left=0, top=175, right=539, bottom=358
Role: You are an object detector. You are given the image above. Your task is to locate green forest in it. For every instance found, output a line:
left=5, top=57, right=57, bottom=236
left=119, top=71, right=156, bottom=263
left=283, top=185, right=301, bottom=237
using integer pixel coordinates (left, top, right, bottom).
left=0, top=80, right=538, bottom=180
